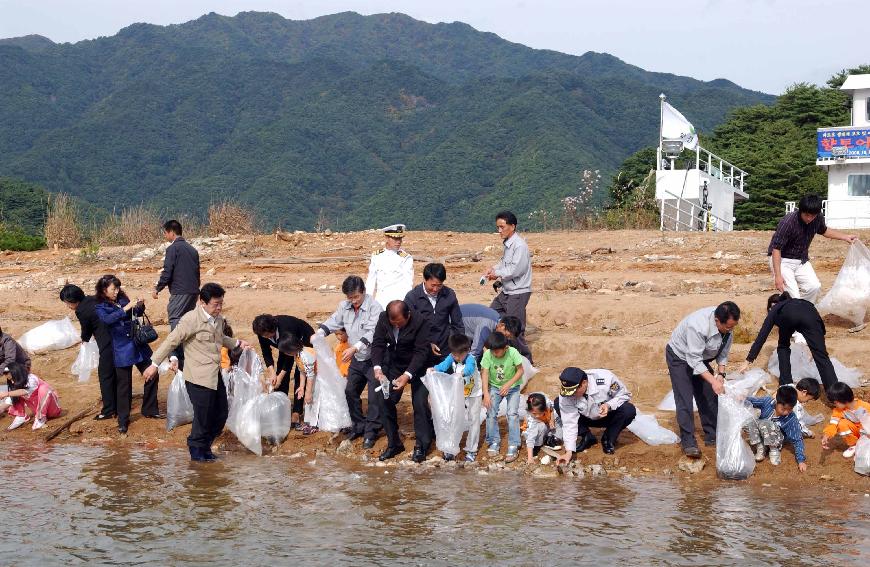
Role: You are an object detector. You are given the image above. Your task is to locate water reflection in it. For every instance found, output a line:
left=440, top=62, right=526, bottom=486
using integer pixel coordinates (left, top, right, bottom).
left=0, top=442, right=867, bottom=566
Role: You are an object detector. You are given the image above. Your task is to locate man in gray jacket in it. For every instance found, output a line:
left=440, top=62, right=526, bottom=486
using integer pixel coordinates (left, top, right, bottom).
left=484, top=211, right=532, bottom=345
left=555, top=367, right=636, bottom=463
left=314, top=275, right=384, bottom=448
left=153, top=220, right=200, bottom=370
left=666, top=302, right=740, bottom=458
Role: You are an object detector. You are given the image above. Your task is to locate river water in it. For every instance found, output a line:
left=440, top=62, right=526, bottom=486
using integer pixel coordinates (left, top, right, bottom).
left=1, top=442, right=868, bottom=566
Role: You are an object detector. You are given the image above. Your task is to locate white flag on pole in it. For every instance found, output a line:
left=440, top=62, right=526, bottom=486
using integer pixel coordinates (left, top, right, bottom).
left=661, top=101, right=698, bottom=150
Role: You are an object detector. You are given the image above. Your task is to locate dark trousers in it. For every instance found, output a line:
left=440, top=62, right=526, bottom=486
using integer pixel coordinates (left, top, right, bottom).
left=346, top=358, right=381, bottom=438
left=490, top=291, right=532, bottom=353
left=115, top=360, right=158, bottom=427
left=185, top=374, right=229, bottom=450
left=168, top=293, right=198, bottom=370
left=379, top=373, right=435, bottom=451
left=274, top=355, right=304, bottom=417
left=665, top=345, right=718, bottom=448
left=776, top=309, right=837, bottom=391
left=97, top=348, right=116, bottom=416
left=554, top=399, right=637, bottom=443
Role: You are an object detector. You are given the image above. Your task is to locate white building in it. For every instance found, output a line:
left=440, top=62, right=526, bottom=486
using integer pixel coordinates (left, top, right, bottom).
left=799, top=74, right=870, bottom=228
left=654, top=95, right=748, bottom=232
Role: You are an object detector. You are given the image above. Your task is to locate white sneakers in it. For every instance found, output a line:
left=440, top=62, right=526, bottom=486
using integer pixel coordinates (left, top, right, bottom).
left=768, top=448, right=782, bottom=466
left=843, top=446, right=857, bottom=459
left=32, top=417, right=46, bottom=430
left=754, top=444, right=766, bottom=462
left=7, top=415, right=30, bottom=430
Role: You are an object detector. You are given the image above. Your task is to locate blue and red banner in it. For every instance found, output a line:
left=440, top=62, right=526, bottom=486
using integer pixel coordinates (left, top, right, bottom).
left=817, top=128, right=870, bottom=159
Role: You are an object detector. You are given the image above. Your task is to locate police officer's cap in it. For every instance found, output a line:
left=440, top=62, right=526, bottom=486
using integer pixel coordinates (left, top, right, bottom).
left=383, top=224, right=407, bottom=238
left=559, top=367, right=588, bottom=396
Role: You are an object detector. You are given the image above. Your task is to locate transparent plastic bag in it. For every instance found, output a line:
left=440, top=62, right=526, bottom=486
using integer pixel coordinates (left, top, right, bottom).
left=421, top=371, right=466, bottom=455
left=716, top=393, right=756, bottom=480
left=723, top=368, right=769, bottom=398
left=855, top=436, right=870, bottom=476
left=657, top=390, right=697, bottom=412
left=18, top=317, right=79, bottom=354
left=817, top=240, right=870, bottom=326
left=258, top=391, right=291, bottom=445
left=627, top=413, right=679, bottom=445
left=227, top=350, right=267, bottom=455
left=310, top=335, right=352, bottom=432
left=166, top=370, right=194, bottom=432
left=70, top=338, right=99, bottom=382
left=519, top=356, right=538, bottom=390
left=767, top=345, right=862, bottom=388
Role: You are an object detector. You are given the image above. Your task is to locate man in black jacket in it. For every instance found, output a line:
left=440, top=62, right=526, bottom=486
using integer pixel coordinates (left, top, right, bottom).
left=740, top=292, right=838, bottom=391
left=404, top=262, right=464, bottom=364
left=61, top=284, right=115, bottom=420
left=252, top=314, right=314, bottom=425
left=153, top=220, right=200, bottom=370
left=371, top=300, right=433, bottom=462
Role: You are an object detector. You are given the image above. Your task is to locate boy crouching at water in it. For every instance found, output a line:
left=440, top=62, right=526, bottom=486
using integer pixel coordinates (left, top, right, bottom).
left=431, top=334, right=481, bottom=462
left=743, top=385, right=807, bottom=472
left=785, top=378, right=821, bottom=438
left=822, top=382, right=870, bottom=460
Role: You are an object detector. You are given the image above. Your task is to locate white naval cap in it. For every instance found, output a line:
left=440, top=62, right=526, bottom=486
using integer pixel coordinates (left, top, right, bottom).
left=382, top=223, right=407, bottom=238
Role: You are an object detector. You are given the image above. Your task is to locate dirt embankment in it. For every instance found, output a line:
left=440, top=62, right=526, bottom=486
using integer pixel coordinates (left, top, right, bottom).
left=1, top=229, right=869, bottom=489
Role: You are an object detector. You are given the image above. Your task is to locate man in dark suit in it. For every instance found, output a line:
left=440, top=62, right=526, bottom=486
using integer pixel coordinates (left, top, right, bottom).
left=404, top=262, right=464, bottom=364
left=371, top=300, right=433, bottom=463
left=60, top=284, right=115, bottom=420
left=153, top=220, right=201, bottom=370
left=252, top=314, right=314, bottom=425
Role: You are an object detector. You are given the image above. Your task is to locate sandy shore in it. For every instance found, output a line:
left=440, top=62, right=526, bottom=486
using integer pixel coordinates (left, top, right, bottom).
left=1, top=228, right=868, bottom=488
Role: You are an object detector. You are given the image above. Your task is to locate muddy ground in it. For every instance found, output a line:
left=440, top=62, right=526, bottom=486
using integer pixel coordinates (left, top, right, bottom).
left=1, top=228, right=868, bottom=491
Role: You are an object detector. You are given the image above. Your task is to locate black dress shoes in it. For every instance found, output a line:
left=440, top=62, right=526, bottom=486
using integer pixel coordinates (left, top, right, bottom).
left=118, top=424, right=128, bottom=435
left=346, top=430, right=364, bottom=442
left=601, top=437, right=616, bottom=454
left=362, top=437, right=376, bottom=450
left=143, top=413, right=166, bottom=419
left=412, top=446, right=427, bottom=463
left=379, top=445, right=404, bottom=461
left=683, top=445, right=702, bottom=458
left=576, top=432, right=597, bottom=453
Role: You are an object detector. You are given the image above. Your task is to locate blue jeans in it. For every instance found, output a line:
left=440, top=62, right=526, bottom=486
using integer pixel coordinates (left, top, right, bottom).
left=486, top=385, right=521, bottom=448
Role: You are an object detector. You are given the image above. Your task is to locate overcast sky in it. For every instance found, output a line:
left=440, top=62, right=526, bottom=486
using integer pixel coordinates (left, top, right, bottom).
left=0, top=0, right=865, bottom=94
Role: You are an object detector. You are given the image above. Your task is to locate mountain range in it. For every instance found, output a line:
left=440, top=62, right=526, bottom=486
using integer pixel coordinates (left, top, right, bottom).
left=0, top=11, right=774, bottom=231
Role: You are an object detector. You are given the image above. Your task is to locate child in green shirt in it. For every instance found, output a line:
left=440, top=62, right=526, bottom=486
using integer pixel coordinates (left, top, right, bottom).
left=481, top=331, right=525, bottom=462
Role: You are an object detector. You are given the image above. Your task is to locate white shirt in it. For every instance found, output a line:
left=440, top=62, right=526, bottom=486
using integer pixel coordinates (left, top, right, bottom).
left=366, top=248, right=414, bottom=308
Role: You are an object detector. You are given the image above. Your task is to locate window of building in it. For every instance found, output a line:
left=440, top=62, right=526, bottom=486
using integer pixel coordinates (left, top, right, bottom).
left=847, top=174, right=870, bottom=197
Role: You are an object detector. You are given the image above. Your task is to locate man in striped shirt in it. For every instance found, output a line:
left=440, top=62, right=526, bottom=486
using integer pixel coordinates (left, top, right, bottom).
left=745, top=386, right=807, bottom=472
left=767, top=194, right=856, bottom=304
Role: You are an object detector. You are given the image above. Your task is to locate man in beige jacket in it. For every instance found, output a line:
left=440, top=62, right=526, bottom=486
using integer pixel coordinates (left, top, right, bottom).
left=143, top=283, right=249, bottom=461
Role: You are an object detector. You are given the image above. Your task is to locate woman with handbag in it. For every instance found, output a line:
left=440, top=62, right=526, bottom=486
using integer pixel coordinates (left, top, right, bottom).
left=95, top=275, right=161, bottom=434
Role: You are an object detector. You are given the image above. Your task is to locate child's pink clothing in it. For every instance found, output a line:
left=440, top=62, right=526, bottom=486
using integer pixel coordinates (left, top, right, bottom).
left=8, top=375, right=61, bottom=420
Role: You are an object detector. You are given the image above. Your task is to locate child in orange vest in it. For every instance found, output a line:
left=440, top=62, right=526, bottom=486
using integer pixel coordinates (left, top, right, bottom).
left=822, top=382, right=870, bottom=459
left=333, top=328, right=350, bottom=378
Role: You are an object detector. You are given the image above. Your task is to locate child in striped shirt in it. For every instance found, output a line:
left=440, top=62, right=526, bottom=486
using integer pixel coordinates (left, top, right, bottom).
left=744, top=385, right=807, bottom=472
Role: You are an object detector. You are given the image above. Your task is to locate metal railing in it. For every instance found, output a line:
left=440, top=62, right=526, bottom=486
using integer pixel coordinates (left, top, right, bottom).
left=657, top=145, right=748, bottom=194
left=660, top=190, right=733, bottom=232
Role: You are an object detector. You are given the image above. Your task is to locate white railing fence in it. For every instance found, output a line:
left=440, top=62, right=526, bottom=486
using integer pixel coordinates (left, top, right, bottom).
left=659, top=190, right=733, bottom=232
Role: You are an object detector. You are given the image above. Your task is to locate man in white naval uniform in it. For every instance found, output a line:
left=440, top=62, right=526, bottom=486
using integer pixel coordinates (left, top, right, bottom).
left=366, top=224, right=414, bottom=309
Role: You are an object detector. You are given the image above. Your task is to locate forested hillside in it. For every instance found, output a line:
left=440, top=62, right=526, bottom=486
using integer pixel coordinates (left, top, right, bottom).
left=0, top=11, right=773, bottom=230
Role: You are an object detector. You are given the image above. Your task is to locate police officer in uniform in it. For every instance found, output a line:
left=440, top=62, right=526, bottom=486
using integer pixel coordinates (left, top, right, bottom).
left=554, top=367, right=636, bottom=463
left=366, top=224, right=414, bottom=309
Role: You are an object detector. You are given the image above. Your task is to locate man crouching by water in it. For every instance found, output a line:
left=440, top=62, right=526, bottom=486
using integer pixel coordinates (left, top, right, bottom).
left=143, top=283, right=250, bottom=462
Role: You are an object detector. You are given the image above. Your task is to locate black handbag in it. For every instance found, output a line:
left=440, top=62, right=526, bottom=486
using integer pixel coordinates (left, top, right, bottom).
left=131, top=311, right=159, bottom=346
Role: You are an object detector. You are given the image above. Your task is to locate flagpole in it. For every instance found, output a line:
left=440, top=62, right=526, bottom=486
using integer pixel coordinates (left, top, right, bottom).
left=658, top=93, right=666, bottom=170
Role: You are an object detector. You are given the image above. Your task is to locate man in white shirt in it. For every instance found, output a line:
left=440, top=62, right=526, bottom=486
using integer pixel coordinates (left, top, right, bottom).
left=484, top=211, right=532, bottom=347
left=366, top=224, right=414, bottom=308
left=665, top=301, right=740, bottom=458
